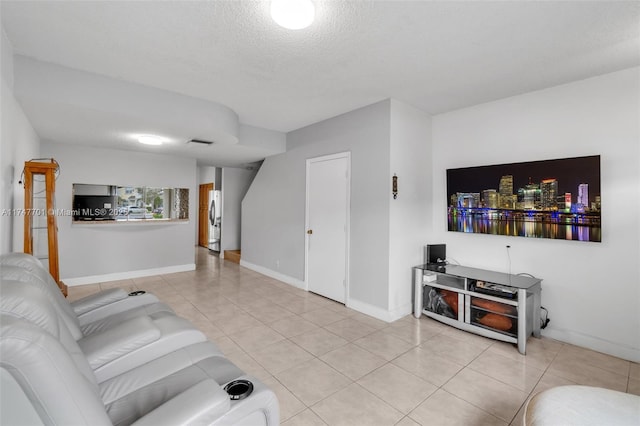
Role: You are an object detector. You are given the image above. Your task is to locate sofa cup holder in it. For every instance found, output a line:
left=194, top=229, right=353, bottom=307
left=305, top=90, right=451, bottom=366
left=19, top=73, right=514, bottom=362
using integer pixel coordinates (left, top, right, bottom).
left=128, top=290, right=146, bottom=296
left=224, top=379, right=253, bottom=401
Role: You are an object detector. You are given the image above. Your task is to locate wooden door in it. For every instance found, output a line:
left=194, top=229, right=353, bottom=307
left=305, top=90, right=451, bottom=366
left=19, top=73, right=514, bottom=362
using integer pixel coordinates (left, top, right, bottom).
left=198, top=183, right=213, bottom=247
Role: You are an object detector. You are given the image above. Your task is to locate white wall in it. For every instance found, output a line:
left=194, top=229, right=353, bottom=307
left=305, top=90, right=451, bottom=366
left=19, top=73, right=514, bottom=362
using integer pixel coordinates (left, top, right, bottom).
left=0, top=29, right=40, bottom=254
left=220, top=167, right=258, bottom=252
left=242, top=100, right=392, bottom=311
left=197, top=166, right=217, bottom=186
left=388, top=100, right=432, bottom=319
left=238, top=124, right=286, bottom=153
left=241, top=153, right=308, bottom=285
left=40, top=142, right=197, bottom=284
left=242, top=99, right=433, bottom=320
left=431, top=68, right=640, bottom=362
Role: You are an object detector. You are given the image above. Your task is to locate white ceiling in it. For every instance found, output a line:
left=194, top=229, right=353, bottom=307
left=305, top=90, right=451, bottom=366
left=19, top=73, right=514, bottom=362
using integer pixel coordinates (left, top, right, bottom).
left=2, top=1, right=639, bottom=166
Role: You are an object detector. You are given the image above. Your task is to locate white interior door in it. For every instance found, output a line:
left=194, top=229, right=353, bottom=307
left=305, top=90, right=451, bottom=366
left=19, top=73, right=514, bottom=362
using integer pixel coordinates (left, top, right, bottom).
left=306, top=152, right=350, bottom=304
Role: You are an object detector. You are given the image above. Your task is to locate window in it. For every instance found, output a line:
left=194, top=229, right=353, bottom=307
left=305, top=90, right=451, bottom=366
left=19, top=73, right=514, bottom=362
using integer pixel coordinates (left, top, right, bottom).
left=72, top=184, right=189, bottom=222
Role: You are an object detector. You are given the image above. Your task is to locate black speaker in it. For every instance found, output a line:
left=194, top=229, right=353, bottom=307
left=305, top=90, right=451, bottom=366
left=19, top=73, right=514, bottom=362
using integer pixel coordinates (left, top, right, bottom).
left=424, top=244, right=446, bottom=265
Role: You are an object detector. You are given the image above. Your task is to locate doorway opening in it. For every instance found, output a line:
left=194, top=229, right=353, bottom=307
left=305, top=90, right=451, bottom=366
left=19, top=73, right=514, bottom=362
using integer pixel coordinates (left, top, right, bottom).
left=198, top=183, right=221, bottom=252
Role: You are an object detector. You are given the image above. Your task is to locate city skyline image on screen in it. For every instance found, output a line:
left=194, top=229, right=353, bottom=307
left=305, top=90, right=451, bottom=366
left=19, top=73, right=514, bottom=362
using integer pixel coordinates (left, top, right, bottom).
left=446, top=155, right=601, bottom=242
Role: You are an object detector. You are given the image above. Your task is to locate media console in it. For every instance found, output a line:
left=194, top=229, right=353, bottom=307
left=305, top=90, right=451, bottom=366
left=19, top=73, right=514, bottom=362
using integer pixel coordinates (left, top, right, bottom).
left=413, top=264, right=542, bottom=355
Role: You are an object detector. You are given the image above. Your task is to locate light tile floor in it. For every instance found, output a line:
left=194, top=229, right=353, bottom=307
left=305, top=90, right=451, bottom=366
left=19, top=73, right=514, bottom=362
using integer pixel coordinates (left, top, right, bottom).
left=68, top=248, right=640, bottom=426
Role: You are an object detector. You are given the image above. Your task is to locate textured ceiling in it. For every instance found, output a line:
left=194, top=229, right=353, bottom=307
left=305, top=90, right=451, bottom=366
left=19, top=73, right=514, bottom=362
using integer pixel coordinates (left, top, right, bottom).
left=2, top=1, right=639, bottom=165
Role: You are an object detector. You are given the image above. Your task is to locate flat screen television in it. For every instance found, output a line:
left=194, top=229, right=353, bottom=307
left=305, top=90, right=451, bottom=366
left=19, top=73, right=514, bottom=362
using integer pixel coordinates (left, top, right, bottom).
left=72, top=195, right=117, bottom=221
left=446, top=155, right=601, bottom=242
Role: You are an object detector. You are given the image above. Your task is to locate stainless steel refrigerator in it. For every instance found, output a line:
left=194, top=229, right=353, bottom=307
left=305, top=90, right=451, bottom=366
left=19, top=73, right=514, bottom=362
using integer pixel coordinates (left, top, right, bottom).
left=208, top=189, right=221, bottom=252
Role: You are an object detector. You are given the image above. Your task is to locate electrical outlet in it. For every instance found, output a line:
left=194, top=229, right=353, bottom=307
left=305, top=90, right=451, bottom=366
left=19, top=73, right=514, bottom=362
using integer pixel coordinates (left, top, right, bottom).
left=276, top=260, right=280, bottom=269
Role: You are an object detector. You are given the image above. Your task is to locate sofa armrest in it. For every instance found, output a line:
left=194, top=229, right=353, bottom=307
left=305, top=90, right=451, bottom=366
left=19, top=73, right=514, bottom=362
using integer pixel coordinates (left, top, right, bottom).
left=75, top=292, right=162, bottom=326
left=71, top=288, right=128, bottom=316
left=131, top=379, right=230, bottom=426
left=78, top=316, right=161, bottom=370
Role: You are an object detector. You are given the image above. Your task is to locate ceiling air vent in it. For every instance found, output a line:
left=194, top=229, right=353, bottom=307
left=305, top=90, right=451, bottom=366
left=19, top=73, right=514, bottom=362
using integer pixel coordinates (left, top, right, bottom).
left=188, top=139, right=215, bottom=145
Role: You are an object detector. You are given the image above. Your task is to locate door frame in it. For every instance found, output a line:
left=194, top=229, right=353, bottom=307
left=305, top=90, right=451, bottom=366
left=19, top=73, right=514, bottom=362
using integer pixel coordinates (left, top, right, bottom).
left=304, top=151, right=351, bottom=303
left=198, top=183, right=213, bottom=248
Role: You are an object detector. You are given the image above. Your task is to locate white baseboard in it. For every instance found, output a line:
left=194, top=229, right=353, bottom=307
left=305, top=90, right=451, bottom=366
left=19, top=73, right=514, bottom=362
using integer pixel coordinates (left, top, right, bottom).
left=239, top=260, right=413, bottom=323
left=347, top=298, right=412, bottom=323
left=388, top=302, right=413, bottom=322
left=543, top=328, right=640, bottom=363
left=239, top=260, right=305, bottom=290
left=62, top=263, right=196, bottom=286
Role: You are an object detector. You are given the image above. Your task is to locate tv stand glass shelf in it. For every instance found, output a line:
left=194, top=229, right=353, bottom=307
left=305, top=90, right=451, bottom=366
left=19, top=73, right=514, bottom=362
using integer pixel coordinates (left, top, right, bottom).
left=413, top=264, right=542, bottom=354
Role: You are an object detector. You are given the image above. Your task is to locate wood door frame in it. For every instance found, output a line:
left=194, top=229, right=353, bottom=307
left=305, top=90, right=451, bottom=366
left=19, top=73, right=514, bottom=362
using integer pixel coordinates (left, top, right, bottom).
left=304, top=151, right=351, bottom=303
left=198, top=183, right=213, bottom=248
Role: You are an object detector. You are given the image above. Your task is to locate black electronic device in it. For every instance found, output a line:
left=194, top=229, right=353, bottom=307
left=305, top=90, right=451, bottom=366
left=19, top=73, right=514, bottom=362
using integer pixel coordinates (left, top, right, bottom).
left=72, top=195, right=117, bottom=221
left=470, top=280, right=518, bottom=299
left=424, top=244, right=447, bottom=266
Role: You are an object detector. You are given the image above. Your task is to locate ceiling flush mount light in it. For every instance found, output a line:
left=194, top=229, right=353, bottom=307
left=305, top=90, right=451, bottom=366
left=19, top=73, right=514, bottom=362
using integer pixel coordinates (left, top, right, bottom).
left=271, top=0, right=315, bottom=30
left=137, top=135, right=164, bottom=146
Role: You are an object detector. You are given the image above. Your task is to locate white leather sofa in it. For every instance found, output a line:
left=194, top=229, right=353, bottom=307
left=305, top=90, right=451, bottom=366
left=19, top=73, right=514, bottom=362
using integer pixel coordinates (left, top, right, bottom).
left=524, top=385, right=640, bottom=426
left=1, top=254, right=213, bottom=382
left=0, top=253, right=279, bottom=426
left=1, top=252, right=174, bottom=327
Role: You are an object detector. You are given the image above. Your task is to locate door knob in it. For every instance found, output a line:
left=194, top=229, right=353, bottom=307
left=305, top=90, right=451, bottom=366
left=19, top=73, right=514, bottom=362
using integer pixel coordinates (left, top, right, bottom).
left=307, top=229, right=313, bottom=235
